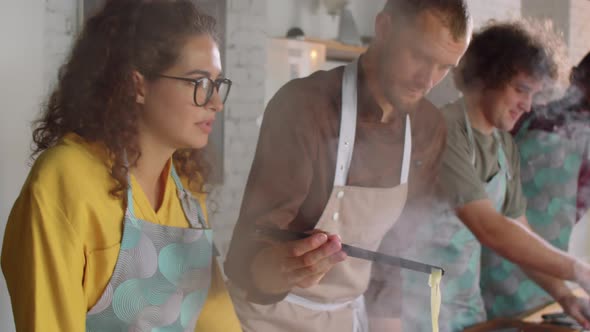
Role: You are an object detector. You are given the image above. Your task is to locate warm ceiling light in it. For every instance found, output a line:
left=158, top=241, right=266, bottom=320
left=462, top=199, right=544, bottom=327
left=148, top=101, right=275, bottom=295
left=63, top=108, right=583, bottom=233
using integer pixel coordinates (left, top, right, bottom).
left=310, top=49, right=318, bottom=60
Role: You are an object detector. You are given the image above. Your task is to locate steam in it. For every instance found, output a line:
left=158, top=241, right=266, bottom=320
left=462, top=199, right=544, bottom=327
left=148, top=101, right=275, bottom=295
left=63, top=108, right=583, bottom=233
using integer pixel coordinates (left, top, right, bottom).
left=365, top=198, right=458, bottom=332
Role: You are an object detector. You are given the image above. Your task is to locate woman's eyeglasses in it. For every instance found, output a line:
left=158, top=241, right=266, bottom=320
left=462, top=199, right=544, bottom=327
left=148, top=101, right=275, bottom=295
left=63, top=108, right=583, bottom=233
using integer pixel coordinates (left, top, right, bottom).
left=157, top=74, right=232, bottom=107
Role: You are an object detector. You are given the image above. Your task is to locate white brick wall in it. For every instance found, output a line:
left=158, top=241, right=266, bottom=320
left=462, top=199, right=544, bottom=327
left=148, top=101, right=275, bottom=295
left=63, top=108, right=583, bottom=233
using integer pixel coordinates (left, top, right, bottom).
left=209, top=0, right=268, bottom=256
left=570, top=0, right=590, bottom=66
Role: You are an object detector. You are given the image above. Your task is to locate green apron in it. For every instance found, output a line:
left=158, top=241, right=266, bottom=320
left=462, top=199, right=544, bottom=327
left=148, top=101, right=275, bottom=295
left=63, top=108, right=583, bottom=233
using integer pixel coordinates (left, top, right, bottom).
left=402, top=101, right=510, bottom=332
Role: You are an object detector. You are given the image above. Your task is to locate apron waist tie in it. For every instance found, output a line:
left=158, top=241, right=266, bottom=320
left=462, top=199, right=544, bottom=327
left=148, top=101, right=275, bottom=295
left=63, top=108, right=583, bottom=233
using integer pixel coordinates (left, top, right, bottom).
left=285, top=293, right=368, bottom=332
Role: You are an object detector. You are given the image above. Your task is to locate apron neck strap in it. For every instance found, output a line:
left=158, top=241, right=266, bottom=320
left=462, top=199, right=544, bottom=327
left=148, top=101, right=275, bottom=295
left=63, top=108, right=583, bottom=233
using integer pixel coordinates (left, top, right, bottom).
left=124, top=159, right=207, bottom=228
left=461, top=99, right=512, bottom=179
left=461, top=98, right=477, bottom=166
left=169, top=163, right=184, bottom=190
left=122, top=150, right=137, bottom=220
left=334, top=59, right=359, bottom=187
left=494, top=132, right=512, bottom=180
left=170, top=163, right=208, bottom=228
left=400, top=114, right=412, bottom=184
left=126, top=182, right=135, bottom=220
left=334, top=58, right=413, bottom=186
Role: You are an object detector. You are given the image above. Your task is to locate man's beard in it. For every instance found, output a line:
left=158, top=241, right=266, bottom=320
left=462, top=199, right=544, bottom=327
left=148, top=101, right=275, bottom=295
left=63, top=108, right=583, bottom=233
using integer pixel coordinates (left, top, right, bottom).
left=377, top=47, right=422, bottom=114
left=383, top=86, right=421, bottom=114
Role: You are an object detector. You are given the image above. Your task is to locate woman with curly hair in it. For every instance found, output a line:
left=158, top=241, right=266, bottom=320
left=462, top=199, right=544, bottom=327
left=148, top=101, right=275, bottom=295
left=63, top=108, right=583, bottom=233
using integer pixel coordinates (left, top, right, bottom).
left=1, top=1, right=240, bottom=331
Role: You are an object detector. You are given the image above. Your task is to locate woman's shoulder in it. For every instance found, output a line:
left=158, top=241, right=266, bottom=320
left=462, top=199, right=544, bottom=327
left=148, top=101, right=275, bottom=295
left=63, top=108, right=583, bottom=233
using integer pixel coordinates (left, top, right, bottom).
left=29, top=133, right=111, bottom=188
left=22, top=133, right=118, bottom=222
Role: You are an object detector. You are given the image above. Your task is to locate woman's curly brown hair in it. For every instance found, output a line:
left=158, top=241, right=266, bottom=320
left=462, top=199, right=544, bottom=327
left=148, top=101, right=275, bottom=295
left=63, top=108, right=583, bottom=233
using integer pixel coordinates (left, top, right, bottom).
left=32, top=0, right=218, bottom=196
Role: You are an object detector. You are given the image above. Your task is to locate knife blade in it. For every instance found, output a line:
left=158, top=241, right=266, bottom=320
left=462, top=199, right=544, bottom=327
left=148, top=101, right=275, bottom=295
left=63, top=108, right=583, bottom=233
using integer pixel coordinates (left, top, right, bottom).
left=255, top=226, right=445, bottom=276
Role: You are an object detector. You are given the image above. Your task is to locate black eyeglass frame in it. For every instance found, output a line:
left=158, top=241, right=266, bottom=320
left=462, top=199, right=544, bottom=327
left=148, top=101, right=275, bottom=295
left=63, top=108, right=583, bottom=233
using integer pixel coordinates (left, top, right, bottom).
left=157, top=74, right=232, bottom=107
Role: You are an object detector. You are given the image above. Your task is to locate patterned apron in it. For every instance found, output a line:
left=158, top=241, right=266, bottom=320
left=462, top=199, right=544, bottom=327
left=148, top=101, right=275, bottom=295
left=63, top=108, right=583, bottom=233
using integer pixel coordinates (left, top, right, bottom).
left=480, top=116, right=589, bottom=319
left=402, top=100, right=510, bottom=332
left=86, top=166, right=213, bottom=332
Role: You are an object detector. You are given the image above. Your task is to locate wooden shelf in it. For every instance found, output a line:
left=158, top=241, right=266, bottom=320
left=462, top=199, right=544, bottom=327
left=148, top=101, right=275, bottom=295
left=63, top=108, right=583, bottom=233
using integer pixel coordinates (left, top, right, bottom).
left=305, top=37, right=367, bottom=62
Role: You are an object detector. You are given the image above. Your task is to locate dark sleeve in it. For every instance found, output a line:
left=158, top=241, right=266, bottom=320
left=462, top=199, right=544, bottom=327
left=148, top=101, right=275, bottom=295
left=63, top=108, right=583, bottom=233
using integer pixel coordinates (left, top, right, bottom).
left=577, top=149, right=590, bottom=221
left=365, top=110, right=447, bottom=318
left=567, top=119, right=590, bottom=221
left=224, top=80, right=319, bottom=304
left=576, top=132, right=590, bottom=220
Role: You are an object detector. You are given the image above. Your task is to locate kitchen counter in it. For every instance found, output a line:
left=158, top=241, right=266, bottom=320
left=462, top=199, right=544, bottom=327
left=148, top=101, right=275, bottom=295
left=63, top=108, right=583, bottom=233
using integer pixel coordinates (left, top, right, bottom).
left=463, top=289, right=587, bottom=332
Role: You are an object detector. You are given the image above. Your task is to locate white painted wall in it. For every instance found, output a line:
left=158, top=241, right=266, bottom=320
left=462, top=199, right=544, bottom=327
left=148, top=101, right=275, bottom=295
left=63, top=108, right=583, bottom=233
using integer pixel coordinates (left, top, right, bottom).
left=522, top=0, right=569, bottom=37
left=569, top=0, right=590, bottom=66
left=468, top=0, right=521, bottom=27
left=0, top=1, right=46, bottom=330
left=44, top=0, right=78, bottom=87
left=266, top=0, right=296, bottom=37
left=266, top=0, right=385, bottom=39
left=521, top=0, right=590, bottom=68
left=349, top=0, right=386, bottom=38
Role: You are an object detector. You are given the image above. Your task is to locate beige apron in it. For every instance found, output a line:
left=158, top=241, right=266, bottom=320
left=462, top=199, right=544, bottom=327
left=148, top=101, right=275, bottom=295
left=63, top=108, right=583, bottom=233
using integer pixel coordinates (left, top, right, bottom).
left=231, top=58, right=412, bottom=332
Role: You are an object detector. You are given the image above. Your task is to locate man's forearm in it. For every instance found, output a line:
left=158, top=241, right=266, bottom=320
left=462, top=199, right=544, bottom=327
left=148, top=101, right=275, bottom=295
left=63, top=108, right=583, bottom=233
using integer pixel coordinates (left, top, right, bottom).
left=458, top=201, right=577, bottom=280
left=523, top=267, right=572, bottom=302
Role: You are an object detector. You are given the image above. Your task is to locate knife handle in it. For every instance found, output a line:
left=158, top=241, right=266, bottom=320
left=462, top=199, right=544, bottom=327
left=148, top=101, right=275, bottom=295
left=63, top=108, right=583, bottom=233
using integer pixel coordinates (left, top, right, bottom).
left=255, top=227, right=312, bottom=241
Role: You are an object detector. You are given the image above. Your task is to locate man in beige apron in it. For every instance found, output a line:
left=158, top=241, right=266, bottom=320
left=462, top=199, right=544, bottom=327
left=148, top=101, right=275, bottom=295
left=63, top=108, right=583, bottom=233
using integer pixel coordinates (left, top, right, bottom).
left=225, top=1, right=472, bottom=331
left=230, top=59, right=411, bottom=332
